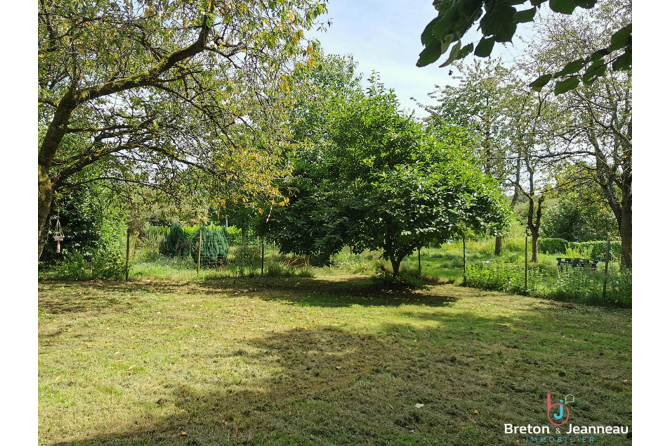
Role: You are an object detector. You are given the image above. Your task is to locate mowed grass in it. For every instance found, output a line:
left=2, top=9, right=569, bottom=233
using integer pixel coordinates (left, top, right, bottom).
left=38, top=275, right=632, bottom=445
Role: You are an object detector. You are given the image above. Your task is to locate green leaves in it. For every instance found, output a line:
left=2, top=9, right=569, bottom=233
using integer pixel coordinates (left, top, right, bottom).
left=474, top=37, right=495, bottom=57
left=515, top=7, right=537, bottom=23
left=439, top=40, right=463, bottom=68
left=612, top=49, right=632, bottom=72
left=417, top=40, right=443, bottom=67
left=608, top=24, right=632, bottom=53
left=554, top=58, right=586, bottom=77
left=530, top=74, right=553, bottom=92
left=480, top=3, right=517, bottom=42
left=416, top=0, right=630, bottom=96
left=554, top=76, right=580, bottom=94
left=549, top=0, right=577, bottom=14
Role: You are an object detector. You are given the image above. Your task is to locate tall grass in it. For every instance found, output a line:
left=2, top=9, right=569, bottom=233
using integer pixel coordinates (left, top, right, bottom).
left=466, top=261, right=631, bottom=307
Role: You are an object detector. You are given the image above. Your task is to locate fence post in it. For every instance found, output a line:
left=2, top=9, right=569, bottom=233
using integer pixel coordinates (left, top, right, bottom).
left=125, top=226, right=131, bottom=281
left=261, top=238, right=265, bottom=275
left=197, top=227, right=202, bottom=276
left=462, top=236, right=467, bottom=285
left=524, top=228, right=529, bottom=291
left=602, top=238, right=610, bottom=303
left=418, top=246, right=421, bottom=276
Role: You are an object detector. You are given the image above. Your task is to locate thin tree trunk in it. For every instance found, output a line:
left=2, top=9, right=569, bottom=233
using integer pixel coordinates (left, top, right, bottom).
left=531, top=230, right=540, bottom=263
left=494, top=236, right=503, bottom=256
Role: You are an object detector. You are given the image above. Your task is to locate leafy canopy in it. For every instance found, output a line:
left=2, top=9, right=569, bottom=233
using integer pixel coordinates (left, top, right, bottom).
left=417, top=0, right=631, bottom=94
left=267, top=67, right=510, bottom=274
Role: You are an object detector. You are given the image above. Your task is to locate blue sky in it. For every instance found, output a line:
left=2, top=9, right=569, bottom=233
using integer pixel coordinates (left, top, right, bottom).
left=307, top=0, right=530, bottom=116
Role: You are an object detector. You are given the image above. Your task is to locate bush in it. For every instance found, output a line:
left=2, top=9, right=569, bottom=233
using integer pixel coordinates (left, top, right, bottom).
left=91, top=247, right=126, bottom=280
left=191, top=224, right=229, bottom=268
left=569, top=240, right=622, bottom=262
left=232, top=244, right=261, bottom=275
left=53, top=246, right=126, bottom=281
left=54, top=252, right=91, bottom=280
left=137, top=223, right=164, bottom=262
left=160, top=223, right=191, bottom=257
left=538, top=238, right=570, bottom=254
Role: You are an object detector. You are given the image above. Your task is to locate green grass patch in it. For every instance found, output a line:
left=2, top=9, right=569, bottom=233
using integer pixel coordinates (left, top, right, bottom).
left=39, top=275, right=631, bottom=445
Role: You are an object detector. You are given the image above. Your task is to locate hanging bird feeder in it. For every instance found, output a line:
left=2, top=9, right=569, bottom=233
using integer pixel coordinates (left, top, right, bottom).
left=53, top=216, right=65, bottom=253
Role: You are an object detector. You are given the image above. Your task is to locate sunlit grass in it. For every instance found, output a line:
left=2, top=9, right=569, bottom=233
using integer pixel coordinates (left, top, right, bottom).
left=39, top=275, right=632, bottom=445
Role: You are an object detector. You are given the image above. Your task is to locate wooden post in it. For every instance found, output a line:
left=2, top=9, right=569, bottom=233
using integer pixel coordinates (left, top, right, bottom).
left=125, top=226, right=130, bottom=281
left=261, top=238, right=265, bottom=275
left=462, top=236, right=467, bottom=285
left=418, top=246, right=421, bottom=276
left=197, top=227, right=202, bottom=276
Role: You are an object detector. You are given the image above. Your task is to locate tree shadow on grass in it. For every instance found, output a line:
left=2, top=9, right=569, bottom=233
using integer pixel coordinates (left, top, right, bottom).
left=197, top=275, right=461, bottom=308
left=45, top=306, right=631, bottom=446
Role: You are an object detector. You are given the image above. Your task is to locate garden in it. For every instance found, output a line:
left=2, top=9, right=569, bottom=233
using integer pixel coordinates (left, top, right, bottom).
left=37, top=0, right=633, bottom=444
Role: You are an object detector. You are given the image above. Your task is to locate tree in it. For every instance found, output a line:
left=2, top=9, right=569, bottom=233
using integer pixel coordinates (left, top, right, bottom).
left=524, top=0, right=632, bottom=268
left=263, top=55, right=364, bottom=262
left=268, top=75, right=510, bottom=276
left=416, top=0, right=631, bottom=93
left=38, top=0, right=326, bottom=260
left=419, top=58, right=515, bottom=255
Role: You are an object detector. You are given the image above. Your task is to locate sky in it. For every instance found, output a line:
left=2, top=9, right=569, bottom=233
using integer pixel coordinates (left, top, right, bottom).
left=306, top=0, right=530, bottom=116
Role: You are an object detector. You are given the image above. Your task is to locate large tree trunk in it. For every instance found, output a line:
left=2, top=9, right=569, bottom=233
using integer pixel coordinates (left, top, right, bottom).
left=620, top=199, right=632, bottom=270
left=390, top=257, right=401, bottom=277
left=38, top=166, right=55, bottom=260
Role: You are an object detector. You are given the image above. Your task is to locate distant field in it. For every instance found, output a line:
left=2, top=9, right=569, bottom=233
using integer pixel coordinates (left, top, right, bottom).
left=39, top=275, right=632, bottom=445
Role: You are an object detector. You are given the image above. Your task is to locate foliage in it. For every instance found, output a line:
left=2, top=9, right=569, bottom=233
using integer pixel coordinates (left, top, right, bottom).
left=571, top=241, right=621, bottom=262
left=269, top=73, right=510, bottom=276
left=160, top=223, right=191, bottom=258
left=191, top=225, right=229, bottom=268
left=542, top=198, right=615, bottom=242
left=38, top=0, right=328, bottom=259
left=417, top=0, right=631, bottom=93
left=232, top=245, right=262, bottom=276
left=538, top=238, right=570, bottom=254
left=523, top=1, right=632, bottom=268
left=466, top=261, right=630, bottom=307
left=40, top=186, right=126, bottom=265
left=421, top=59, right=514, bottom=183
left=538, top=238, right=621, bottom=261
left=53, top=246, right=126, bottom=281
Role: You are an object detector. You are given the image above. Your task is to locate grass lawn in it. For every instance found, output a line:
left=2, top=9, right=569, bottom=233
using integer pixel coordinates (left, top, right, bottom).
left=38, top=275, right=632, bottom=445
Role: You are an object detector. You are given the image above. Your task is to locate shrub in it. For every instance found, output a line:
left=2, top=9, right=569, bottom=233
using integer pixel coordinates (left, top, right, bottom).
left=538, top=238, right=570, bottom=254
left=53, top=246, right=126, bottom=281
left=232, top=244, right=261, bottom=275
left=160, top=222, right=191, bottom=257
left=191, top=224, right=229, bottom=268
left=569, top=240, right=622, bottom=262
left=465, top=262, right=630, bottom=308
left=225, top=226, right=243, bottom=245
left=54, top=252, right=90, bottom=280
left=91, top=247, right=126, bottom=280
left=373, top=269, right=424, bottom=289
left=502, top=238, right=526, bottom=254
